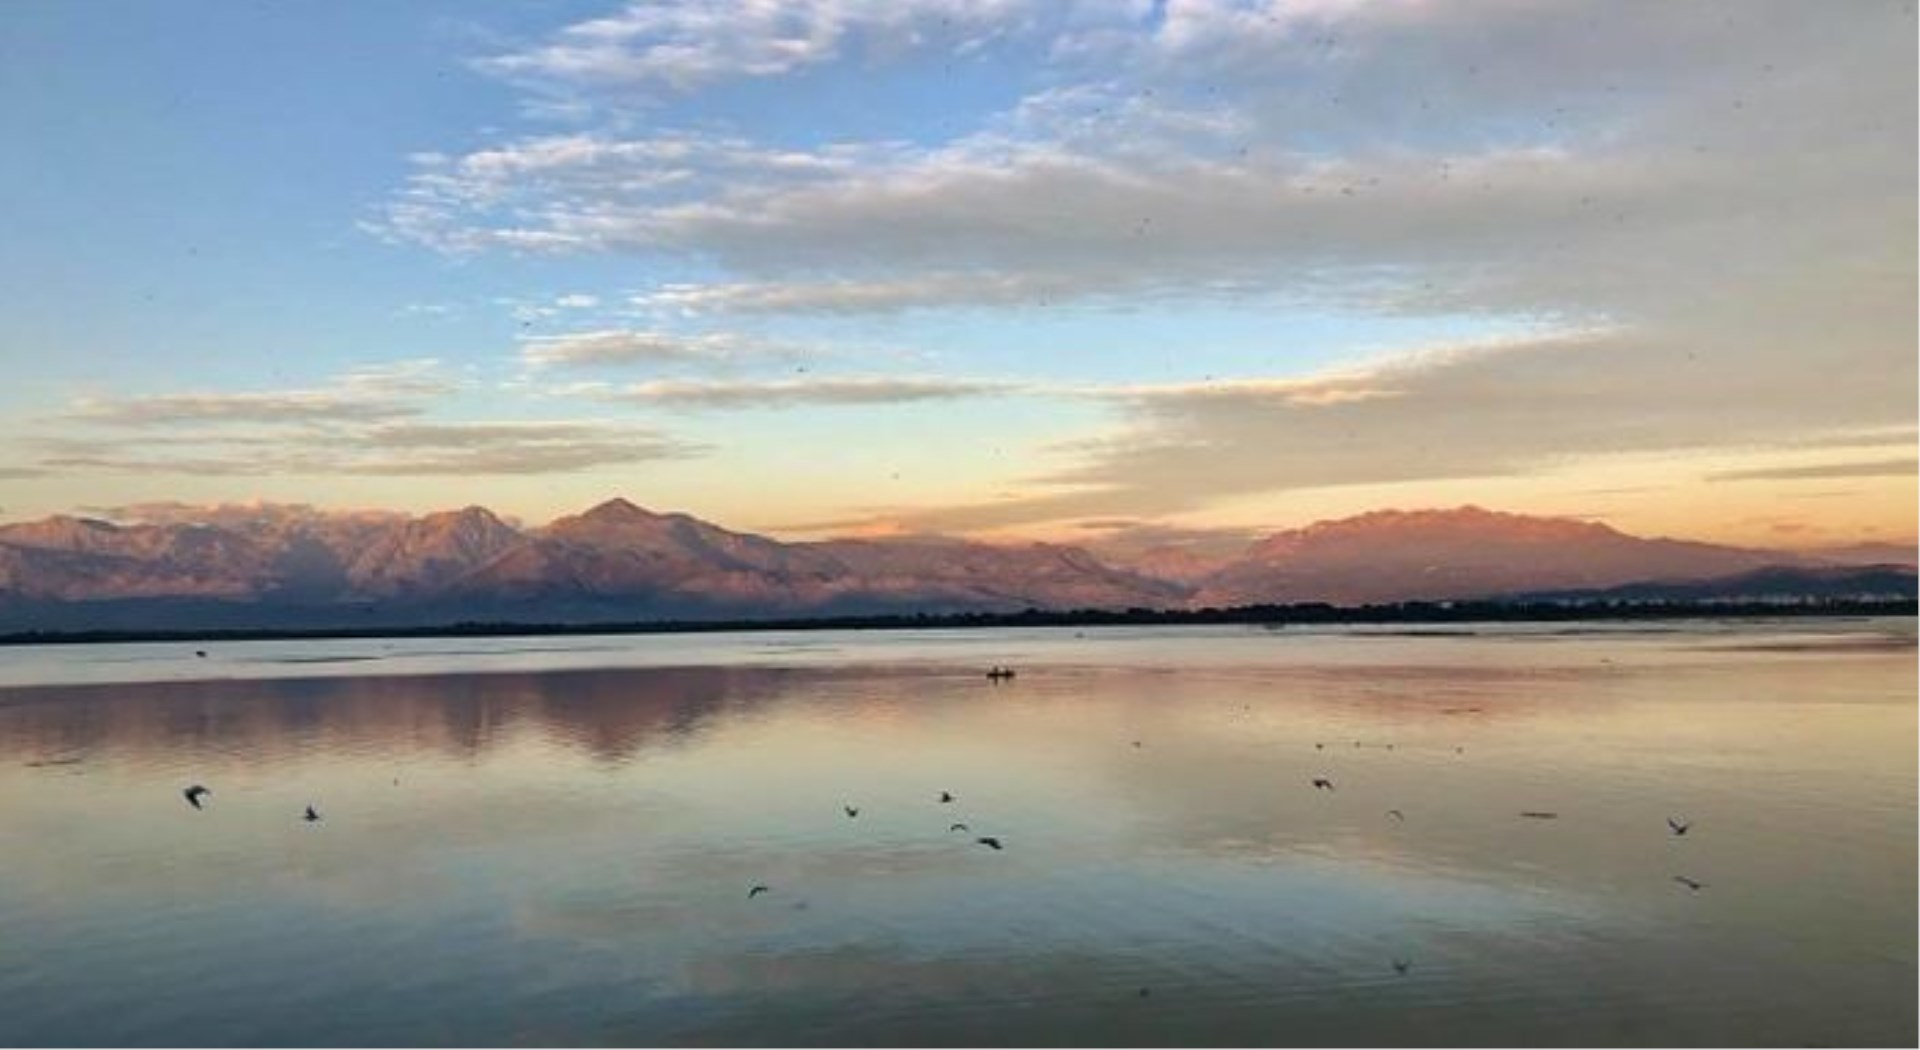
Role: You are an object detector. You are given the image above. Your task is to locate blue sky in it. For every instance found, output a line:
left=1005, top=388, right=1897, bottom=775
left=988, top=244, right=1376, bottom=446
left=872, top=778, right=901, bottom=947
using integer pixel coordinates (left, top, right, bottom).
left=0, top=1, right=1912, bottom=548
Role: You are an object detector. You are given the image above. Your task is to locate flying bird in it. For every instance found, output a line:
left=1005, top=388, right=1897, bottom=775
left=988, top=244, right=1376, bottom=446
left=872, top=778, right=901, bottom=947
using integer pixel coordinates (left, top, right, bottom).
left=976, top=836, right=1003, bottom=850
left=1520, top=811, right=1558, bottom=819
left=194, top=650, right=207, bottom=659
left=1667, top=817, right=1692, bottom=836
left=843, top=805, right=860, bottom=819
left=748, top=885, right=770, bottom=899
left=1312, top=777, right=1335, bottom=791
left=949, top=822, right=970, bottom=832
left=1673, top=875, right=1707, bottom=892
left=939, top=791, right=955, bottom=803
left=1386, top=809, right=1405, bottom=821
left=182, top=785, right=211, bottom=809
left=303, top=805, right=321, bottom=823
left=1392, top=959, right=1412, bottom=975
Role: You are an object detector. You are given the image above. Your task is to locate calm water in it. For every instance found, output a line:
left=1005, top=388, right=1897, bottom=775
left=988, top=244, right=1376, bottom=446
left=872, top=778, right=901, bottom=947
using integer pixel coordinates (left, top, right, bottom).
left=0, top=621, right=1913, bottom=1046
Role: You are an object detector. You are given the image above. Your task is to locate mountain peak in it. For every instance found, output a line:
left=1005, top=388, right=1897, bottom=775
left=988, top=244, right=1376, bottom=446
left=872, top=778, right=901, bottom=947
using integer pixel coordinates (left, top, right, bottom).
left=1268, top=506, right=1620, bottom=550
left=430, top=504, right=508, bottom=527
left=576, top=497, right=659, bottom=523
left=1207, top=504, right=1786, bottom=606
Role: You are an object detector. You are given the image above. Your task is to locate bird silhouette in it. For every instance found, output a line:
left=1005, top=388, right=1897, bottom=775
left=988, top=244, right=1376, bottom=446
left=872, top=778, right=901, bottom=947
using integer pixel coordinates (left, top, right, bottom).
left=1667, top=817, right=1692, bottom=836
left=748, top=885, right=770, bottom=899
left=1138, top=986, right=1151, bottom=998
left=1673, top=875, right=1707, bottom=891
left=194, top=650, right=207, bottom=659
left=1392, top=959, right=1412, bottom=975
left=182, top=785, right=211, bottom=809
left=1312, top=777, right=1335, bottom=791
left=1386, top=809, right=1405, bottom=821
left=843, top=805, right=860, bottom=819
left=1520, top=811, right=1558, bottom=819
left=949, top=822, right=970, bottom=832
left=939, top=791, right=955, bottom=803
left=1314, top=743, right=1324, bottom=750
left=303, top=805, right=321, bottom=823
left=976, top=836, right=1003, bottom=850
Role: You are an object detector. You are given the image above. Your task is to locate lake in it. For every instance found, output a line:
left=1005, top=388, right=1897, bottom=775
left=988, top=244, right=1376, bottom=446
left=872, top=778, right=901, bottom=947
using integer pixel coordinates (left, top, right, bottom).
left=0, top=620, right=1913, bottom=1046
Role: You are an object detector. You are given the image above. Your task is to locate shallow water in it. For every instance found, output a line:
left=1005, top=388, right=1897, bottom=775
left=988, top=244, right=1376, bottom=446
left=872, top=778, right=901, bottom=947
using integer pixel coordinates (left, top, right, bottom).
left=0, top=620, right=1913, bottom=1046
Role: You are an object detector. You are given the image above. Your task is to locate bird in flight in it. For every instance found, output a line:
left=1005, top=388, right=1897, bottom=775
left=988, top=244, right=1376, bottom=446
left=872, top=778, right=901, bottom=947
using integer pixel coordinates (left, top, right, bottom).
left=1312, top=777, right=1335, bottom=791
left=748, top=885, right=770, bottom=899
left=182, top=784, right=211, bottom=809
left=1672, top=875, right=1707, bottom=892
left=1667, top=817, right=1692, bottom=836
left=194, top=650, right=207, bottom=659
left=843, top=805, right=860, bottom=819
left=939, top=791, right=955, bottom=803
left=976, top=836, right=1003, bottom=850
left=1520, top=811, right=1558, bottom=819
left=1392, top=959, right=1412, bottom=976
left=1386, top=809, right=1405, bottom=821
left=949, top=822, right=970, bottom=832
left=303, top=805, right=321, bottom=823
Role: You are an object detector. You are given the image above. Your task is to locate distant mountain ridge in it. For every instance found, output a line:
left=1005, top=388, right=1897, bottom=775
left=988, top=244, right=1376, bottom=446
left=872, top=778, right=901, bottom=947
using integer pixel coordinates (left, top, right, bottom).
left=0, top=500, right=1908, bottom=631
left=1191, top=505, right=1843, bottom=606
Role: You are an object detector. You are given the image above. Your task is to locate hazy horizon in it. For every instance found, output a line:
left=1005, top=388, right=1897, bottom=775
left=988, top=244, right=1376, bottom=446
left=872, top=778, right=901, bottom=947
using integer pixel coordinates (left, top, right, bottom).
left=1, top=0, right=1914, bottom=551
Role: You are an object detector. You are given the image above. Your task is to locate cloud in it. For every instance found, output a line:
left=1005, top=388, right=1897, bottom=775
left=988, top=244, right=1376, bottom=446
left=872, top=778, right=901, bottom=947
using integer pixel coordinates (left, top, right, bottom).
left=1708, top=458, right=1920, bottom=483
left=67, top=360, right=450, bottom=428
left=368, top=0, right=1913, bottom=529
left=879, top=323, right=1918, bottom=532
left=28, top=360, right=697, bottom=479
left=633, top=272, right=1113, bottom=315
left=392, top=3, right=1911, bottom=305
left=475, top=0, right=1054, bottom=96
left=37, top=419, right=694, bottom=478
left=347, top=420, right=695, bottom=475
left=613, top=375, right=1016, bottom=408
left=68, top=391, right=418, bottom=427
left=519, top=328, right=791, bottom=369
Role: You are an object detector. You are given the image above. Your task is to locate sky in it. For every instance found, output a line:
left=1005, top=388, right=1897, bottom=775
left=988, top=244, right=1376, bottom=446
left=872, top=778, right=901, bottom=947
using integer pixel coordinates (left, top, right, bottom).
left=0, top=0, right=1914, bottom=551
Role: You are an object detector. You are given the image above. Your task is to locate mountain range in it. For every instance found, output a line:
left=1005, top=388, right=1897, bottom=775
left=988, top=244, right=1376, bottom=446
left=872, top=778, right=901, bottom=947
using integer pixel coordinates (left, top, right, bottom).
left=0, top=499, right=1909, bottom=631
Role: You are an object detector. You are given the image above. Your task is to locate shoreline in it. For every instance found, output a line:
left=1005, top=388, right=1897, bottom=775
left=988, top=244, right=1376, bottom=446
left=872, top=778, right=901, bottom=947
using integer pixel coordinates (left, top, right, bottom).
left=1, top=598, right=1911, bottom=647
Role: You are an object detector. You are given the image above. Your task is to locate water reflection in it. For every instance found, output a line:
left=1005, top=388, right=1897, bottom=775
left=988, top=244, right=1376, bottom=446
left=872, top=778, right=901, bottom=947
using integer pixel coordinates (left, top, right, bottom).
left=0, top=667, right=841, bottom=767
left=0, top=625, right=1912, bottom=1046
